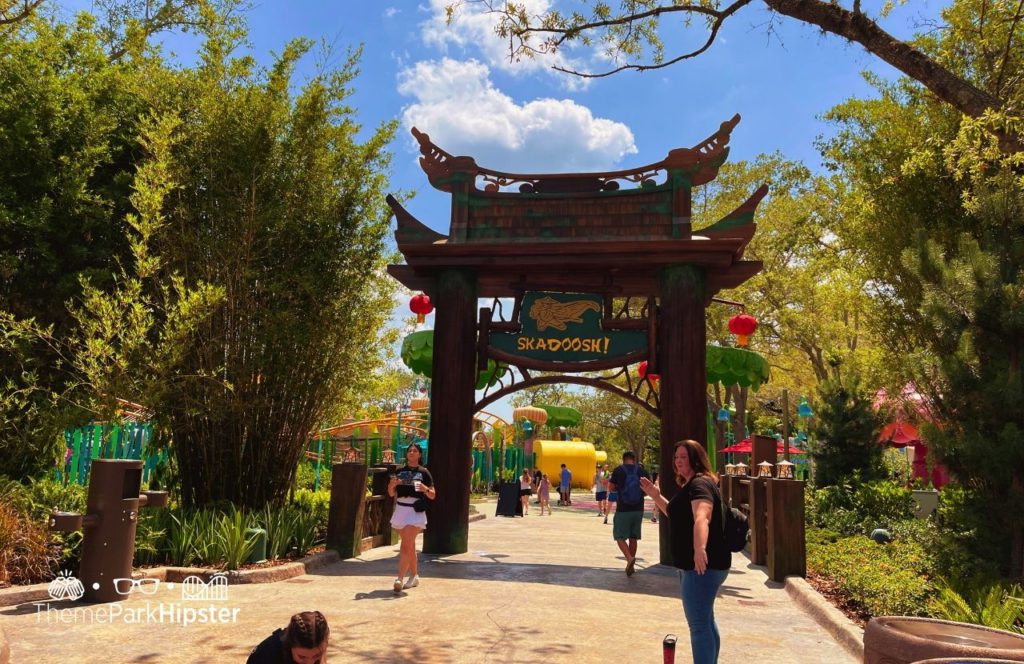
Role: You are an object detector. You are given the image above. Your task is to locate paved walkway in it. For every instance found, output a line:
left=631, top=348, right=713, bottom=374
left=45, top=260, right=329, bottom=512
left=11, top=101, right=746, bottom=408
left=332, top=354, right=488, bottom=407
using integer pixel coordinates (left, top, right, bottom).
left=1, top=500, right=858, bottom=663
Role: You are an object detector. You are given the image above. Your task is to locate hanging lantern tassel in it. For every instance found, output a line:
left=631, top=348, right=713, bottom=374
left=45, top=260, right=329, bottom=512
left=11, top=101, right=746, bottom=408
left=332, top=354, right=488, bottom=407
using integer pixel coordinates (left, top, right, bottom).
left=728, top=313, right=758, bottom=348
left=410, top=293, right=434, bottom=324
left=638, top=361, right=660, bottom=383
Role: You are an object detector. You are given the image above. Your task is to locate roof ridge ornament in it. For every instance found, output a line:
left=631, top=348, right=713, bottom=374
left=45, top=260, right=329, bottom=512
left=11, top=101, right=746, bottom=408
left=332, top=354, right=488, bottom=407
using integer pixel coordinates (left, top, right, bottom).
left=409, top=114, right=740, bottom=194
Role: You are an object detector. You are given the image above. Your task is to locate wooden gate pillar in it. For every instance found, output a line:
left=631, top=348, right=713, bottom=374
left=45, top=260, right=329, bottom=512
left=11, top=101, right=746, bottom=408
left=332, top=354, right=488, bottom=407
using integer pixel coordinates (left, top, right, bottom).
left=657, top=265, right=707, bottom=565
left=424, top=269, right=478, bottom=555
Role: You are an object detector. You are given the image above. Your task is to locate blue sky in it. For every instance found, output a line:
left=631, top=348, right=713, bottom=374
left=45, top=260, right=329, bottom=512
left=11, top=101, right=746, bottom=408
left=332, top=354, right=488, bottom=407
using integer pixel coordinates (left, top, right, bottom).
left=60, top=0, right=945, bottom=424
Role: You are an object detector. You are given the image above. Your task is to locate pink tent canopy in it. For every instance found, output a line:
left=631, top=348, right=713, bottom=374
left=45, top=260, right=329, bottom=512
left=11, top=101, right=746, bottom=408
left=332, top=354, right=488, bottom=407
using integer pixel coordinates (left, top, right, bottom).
left=878, top=419, right=949, bottom=489
left=720, top=438, right=805, bottom=455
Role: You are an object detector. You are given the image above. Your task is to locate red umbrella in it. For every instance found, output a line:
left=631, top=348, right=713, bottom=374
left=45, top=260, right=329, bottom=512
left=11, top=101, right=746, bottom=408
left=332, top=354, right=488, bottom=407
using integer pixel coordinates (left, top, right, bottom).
left=778, top=443, right=806, bottom=455
left=720, top=438, right=752, bottom=454
left=720, top=437, right=806, bottom=455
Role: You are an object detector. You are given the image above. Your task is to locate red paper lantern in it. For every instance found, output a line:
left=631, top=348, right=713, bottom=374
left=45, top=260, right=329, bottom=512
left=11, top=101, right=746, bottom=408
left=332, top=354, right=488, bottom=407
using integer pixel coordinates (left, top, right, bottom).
left=410, top=293, right=433, bottom=323
left=728, top=313, right=758, bottom=347
left=638, top=361, right=659, bottom=383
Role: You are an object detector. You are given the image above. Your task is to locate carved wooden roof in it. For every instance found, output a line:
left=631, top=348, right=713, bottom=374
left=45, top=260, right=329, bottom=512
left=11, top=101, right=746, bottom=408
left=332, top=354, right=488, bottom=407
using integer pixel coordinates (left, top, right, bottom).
left=389, top=115, right=765, bottom=299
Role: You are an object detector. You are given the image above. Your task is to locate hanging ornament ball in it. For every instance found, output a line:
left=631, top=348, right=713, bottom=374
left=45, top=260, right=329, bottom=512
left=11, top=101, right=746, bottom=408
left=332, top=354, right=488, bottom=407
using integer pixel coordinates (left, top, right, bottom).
left=410, top=293, right=434, bottom=324
left=638, top=361, right=660, bottom=382
left=728, top=313, right=758, bottom=347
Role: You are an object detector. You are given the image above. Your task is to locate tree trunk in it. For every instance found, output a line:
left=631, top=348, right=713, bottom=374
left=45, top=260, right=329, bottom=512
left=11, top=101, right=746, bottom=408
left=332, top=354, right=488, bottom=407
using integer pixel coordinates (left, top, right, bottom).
left=763, top=0, right=1004, bottom=120
left=1012, top=471, right=1024, bottom=580
left=733, top=385, right=749, bottom=441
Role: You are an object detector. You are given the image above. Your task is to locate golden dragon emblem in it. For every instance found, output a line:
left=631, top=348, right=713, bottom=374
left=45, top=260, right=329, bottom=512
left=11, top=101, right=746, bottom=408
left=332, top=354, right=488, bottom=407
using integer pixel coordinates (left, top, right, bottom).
left=529, top=297, right=601, bottom=332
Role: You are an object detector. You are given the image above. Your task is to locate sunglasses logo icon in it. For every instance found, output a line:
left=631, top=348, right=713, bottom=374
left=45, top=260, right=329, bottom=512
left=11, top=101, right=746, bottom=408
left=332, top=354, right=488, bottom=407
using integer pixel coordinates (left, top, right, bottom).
left=112, top=578, right=160, bottom=596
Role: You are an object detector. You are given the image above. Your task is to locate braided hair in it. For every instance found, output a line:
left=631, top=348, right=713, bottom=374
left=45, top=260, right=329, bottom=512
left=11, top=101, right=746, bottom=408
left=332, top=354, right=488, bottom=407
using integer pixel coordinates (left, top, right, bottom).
left=283, top=610, right=329, bottom=652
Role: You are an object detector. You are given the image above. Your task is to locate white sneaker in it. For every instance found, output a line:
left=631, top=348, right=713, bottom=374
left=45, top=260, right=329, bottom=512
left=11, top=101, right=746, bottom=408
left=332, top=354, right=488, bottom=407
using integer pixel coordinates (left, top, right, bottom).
left=393, top=577, right=404, bottom=593
left=403, top=575, right=419, bottom=589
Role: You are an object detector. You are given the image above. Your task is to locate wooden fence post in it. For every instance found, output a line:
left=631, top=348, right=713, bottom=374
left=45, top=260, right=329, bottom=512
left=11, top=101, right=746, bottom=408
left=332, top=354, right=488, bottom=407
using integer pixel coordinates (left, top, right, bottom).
left=327, top=462, right=368, bottom=559
left=767, top=479, right=806, bottom=582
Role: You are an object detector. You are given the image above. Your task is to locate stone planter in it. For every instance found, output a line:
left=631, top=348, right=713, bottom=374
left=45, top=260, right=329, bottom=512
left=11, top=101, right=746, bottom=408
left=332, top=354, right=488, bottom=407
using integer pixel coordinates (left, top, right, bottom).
left=912, top=489, right=940, bottom=519
left=865, top=617, right=1024, bottom=664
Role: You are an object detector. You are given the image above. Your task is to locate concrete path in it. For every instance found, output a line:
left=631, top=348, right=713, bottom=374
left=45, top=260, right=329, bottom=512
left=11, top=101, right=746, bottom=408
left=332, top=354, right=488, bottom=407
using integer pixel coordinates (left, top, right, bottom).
left=1, top=500, right=858, bottom=663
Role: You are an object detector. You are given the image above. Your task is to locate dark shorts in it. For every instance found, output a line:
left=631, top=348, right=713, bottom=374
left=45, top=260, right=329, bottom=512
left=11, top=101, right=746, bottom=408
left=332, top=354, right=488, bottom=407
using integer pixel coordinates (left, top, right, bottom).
left=613, top=510, right=643, bottom=541
left=595, top=491, right=608, bottom=501
left=520, top=488, right=532, bottom=496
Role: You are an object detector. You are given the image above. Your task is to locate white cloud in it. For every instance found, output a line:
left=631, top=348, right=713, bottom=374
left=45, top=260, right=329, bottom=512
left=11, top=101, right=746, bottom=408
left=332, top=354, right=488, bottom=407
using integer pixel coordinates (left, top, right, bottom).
left=397, top=58, right=637, bottom=173
left=383, top=7, right=400, bottom=18
left=420, top=0, right=589, bottom=90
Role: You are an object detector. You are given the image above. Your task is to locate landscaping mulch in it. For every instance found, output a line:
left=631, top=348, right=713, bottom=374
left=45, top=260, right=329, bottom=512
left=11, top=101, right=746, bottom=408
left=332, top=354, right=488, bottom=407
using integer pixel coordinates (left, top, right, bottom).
left=806, top=570, right=872, bottom=628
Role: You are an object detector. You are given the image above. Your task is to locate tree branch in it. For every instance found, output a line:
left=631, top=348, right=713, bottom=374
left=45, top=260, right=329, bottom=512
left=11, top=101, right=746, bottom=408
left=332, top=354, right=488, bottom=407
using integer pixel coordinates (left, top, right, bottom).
left=0, top=0, right=44, bottom=26
left=553, top=0, right=755, bottom=78
left=763, top=1, right=1010, bottom=139
left=495, top=0, right=755, bottom=79
left=993, top=0, right=1024, bottom=97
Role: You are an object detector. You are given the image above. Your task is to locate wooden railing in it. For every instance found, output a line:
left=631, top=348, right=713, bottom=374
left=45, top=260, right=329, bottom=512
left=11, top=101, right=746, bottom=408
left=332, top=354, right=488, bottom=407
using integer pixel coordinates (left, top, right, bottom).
left=360, top=495, right=391, bottom=551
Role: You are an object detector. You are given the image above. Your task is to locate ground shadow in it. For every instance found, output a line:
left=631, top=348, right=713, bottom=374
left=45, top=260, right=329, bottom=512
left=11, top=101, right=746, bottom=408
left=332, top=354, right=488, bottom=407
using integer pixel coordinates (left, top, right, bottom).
left=310, top=554, right=683, bottom=600
left=353, top=589, right=404, bottom=601
left=0, top=601, right=48, bottom=617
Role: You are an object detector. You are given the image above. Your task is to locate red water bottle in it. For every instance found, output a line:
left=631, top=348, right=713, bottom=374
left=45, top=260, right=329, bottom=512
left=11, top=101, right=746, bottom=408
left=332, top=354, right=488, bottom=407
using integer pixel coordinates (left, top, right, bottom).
left=663, top=634, right=677, bottom=664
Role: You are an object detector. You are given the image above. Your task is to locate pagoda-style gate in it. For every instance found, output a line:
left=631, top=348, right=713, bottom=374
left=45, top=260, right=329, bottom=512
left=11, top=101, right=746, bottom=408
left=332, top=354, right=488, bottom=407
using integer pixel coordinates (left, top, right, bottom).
left=388, top=115, right=765, bottom=563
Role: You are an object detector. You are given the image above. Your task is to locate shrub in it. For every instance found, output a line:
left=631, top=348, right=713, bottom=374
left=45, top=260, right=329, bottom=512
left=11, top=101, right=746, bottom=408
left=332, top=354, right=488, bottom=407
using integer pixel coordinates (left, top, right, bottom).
left=295, top=462, right=332, bottom=492
left=292, top=489, right=331, bottom=538
left=262, top=504, right=296, bottom=561
left=808, top=531, right=932, bottom=617
left=0, top=497, right=54, bottom=586
left=933, top=483, right=1003, bottom=581
left=216, top=507, right=257, bottom=571
left=808, top=479, right=914, bottom=535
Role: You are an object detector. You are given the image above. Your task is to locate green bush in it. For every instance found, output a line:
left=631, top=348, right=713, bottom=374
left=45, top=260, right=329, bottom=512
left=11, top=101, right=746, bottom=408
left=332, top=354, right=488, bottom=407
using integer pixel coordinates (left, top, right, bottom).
left=262, top=504, right=296, bottom=561
left=808, top=531, right=932, bottom=617
left=217, top=507, right=258, bottom=571
left=292, top=489, right=331, bottom=537
left=808, top=479, right=914, bottom=535
left=933, top=483, right=1002, bottom=582
left=295, top=462, right=332, bottom=492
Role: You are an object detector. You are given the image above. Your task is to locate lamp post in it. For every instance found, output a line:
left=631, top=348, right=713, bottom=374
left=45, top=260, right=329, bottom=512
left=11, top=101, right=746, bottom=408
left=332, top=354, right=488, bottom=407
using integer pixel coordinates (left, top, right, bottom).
left=797, top=395, right=814, bottom=481
left=522, top=420, right=534, bottom=471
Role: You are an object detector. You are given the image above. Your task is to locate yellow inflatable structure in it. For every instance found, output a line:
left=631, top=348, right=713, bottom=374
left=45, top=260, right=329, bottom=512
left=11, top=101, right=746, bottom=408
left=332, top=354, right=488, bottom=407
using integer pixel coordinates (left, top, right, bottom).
left=533, top=439, right=608, bottom=490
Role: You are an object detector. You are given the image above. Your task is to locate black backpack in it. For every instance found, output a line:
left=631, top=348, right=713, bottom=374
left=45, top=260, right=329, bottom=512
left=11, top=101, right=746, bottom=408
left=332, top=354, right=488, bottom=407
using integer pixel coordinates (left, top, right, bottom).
left=720, top=497, right=749, bottom=553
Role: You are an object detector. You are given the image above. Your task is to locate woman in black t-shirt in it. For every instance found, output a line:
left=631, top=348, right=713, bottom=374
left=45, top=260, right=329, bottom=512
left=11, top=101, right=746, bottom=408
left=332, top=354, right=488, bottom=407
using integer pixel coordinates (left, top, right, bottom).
left=387, top=443, right=436, bottom=593
left=640, top=440, right=730, bottom=664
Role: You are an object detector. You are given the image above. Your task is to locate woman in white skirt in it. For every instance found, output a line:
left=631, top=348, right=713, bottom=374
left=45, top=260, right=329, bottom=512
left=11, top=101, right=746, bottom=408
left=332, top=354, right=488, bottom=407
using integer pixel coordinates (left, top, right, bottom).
left=387, top=443, right=435, bottom=593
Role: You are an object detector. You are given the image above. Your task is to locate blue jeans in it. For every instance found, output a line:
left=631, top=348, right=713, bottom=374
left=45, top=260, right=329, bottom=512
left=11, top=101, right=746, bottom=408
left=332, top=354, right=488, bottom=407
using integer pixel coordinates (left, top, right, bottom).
left=679, top=568, right=729, bottom=664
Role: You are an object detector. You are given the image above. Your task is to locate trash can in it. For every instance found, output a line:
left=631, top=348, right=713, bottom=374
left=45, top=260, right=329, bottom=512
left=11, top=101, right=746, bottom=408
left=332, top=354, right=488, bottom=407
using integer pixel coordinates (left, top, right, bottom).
left=246, top=528, right=267, bottom=564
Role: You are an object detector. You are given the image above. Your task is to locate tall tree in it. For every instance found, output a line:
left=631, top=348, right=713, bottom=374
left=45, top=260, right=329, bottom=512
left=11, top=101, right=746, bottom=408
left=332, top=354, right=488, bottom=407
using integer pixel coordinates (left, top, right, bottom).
left=905, top=171, right=1024, bottom=579
left=811, top=371, right=884, bottom=487
left=152, top=39, right=398, bottom=507
left=820, top=0, right=1024, bottom=577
